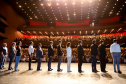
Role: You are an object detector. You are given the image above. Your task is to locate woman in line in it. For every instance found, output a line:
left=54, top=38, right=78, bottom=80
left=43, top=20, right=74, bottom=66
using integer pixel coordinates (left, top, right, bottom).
left=66, top=42, right=72, bottom=72
left=15, top=41, right=22, bottom=71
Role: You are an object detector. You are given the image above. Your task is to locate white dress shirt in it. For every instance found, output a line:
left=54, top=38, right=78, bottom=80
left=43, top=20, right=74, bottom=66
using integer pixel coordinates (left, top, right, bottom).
left=28, top=45, right=34, bottom=55
left=66, top=47, right=72, bottom=57
left=110, top=43, right=121, bottom=53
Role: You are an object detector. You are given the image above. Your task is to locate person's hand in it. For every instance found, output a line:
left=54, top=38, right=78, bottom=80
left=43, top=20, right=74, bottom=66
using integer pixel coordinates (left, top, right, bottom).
left=37, top=57, right=39, bottom=59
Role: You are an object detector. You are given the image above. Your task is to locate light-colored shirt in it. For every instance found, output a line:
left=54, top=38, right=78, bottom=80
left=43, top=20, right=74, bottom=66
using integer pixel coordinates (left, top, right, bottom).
left=110, top=43, right=121, bottom=53
left=66, top=47, right=72, bottom=57
left=28, top=45, right=34, bottom=55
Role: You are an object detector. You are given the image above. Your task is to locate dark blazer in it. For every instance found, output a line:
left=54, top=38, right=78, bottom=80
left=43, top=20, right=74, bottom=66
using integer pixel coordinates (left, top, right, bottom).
left=36, top=47, right=43, bottom=58
left=9, top=46, right=16, bottom=58
left=57, top=45, right=63, bottom=56
left=98, top=44, right=106, bottom=56
left=77, top=45, right=84, bottom=58
left=90, top=44, right=98, bottom=56
left=48, top=45, right=54, bottom=57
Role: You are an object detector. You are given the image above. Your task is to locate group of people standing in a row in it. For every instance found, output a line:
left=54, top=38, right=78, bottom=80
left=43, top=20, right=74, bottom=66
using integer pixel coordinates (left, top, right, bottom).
left=0, top=39, right=122, bottom=74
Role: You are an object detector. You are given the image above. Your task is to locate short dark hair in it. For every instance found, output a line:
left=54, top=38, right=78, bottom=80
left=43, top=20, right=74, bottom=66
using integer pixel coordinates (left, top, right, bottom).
left=67, top=42, right=71, bottom=47
left=12, top=42, right=16, bottom=46
left=17, top=41, right=21, bottom=45
left=38, top=43, right=42, bottom=46
left=30, top=41, right=33, bottom=44
left=92, top=40, right=96, bottom=44
left=59, top=40, right=62, bottom=43
left=50, top=41, right=53, bottom=44
left=78, top=40, right=82, bottom=44
left=100, top=40, right=103, bottom=43
left=113, top=39, right=117, bottom=42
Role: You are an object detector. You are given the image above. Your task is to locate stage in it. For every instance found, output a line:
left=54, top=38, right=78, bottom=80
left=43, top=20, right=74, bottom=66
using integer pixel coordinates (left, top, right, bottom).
left=0, top=63, right=126, bottom=84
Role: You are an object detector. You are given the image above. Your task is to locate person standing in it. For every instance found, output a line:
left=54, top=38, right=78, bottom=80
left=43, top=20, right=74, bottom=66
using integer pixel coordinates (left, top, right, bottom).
left=28, top=41, right=34, bottom=70
left=66, top=42, right=72, bottom=72
left=15, top=41, right=22, bottom=71
left=36, top=43, right=43, bottom=71
left=8, top=42, right=16, bottom=70
left=77, top=40, right=84, bottom=73
left=48, top=41, right=54, bottom=71
left=57, top=40, right=63, bottom=72
left=98, top=40, right=107, bottom=72
left=90, top=40, right=98, bottom=72
left=0, top=43, right=8, bottom=69
left=110, top=39, right=122, bottom=74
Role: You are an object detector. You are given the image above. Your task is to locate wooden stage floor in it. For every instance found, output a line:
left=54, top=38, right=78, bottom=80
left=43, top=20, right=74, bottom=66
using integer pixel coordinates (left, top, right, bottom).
left=0, top=63, right=126, bottom=84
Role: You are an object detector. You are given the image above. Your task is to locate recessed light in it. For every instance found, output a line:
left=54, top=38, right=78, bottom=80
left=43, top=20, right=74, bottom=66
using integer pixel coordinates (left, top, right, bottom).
left=19, top=5, right=22, bottom=8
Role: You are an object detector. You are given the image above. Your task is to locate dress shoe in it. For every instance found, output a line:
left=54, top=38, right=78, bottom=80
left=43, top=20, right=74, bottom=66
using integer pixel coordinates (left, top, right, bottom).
left=48, top=69, right=53, bottom=71
left=8, top=68, right=11, bottom=70
left=29, top=68, right=33, bottom=70
left=102, top=70, right=108, bottom=73
left=118, top=71, right=122, bottom=74
left=15, top=69, right=19, bottom=72
left=51, top=68, right=53, bottom=70
left=114, top=70, right=117, bottom=73
left=78, top=70, right=84, bottom=73
left=67, top=70, right=72, bottom=72
left=37, top=69, right=42, bottom=71
left=57, top=69, right=63, bottom=72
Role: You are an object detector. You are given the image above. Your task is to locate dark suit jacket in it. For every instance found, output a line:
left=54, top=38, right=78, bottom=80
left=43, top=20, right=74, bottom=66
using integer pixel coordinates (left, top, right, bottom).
left=57, top=45, right=63, bottom=56
left=36, top=47, right=43, bottom=58
left=98, top=44, right=106, bottom=57
left=48, top=45, right=54, bottom=57
left=77, top=45, right=84, bottom=59
left=9, top=46, right=16, bottom=58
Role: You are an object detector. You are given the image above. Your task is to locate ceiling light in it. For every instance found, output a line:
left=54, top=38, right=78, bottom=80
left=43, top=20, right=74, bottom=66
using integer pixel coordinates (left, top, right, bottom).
left=117, top=28, right=122, bottom=32
left=89, top=1, right=92, bottom=3
left=104, top=29, right=107, bottom=33
left=109, top=12, right=113, bottom=14
left=19, top=5, right=22, bottom=8
left=48, top=3, right=51, bottom=6
left=33, top=4, right=35, bottom=5
left=57, top=3, right=59, bottom=5
left=16, top=2, right=18, bottom=4
left=72, top=2, right=75, bottom=5
left=110, top=29, right=114, bottom=33
left=116, top=13, right=119, bottom=15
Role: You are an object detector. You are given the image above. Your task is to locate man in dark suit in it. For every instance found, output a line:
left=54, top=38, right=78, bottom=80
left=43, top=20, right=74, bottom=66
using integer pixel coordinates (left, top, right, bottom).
left=98, top=40, right=108, bottom=73
left=77, top=40, right=84, bottom=73
left=8, top=42, right=16, bottom=70
left=57, top=40, right=63, bottom=72
left=36, top=43, right=43, bottom=71
left=48, top=41, right=54, bottom=71
left=90, top=40, right=98, bottom=72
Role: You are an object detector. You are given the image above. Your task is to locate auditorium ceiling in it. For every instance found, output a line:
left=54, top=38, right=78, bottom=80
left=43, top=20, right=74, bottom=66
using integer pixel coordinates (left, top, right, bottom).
left=8, top=0, right=126, bottom=22
left=7, top=0, right=126, bottom=35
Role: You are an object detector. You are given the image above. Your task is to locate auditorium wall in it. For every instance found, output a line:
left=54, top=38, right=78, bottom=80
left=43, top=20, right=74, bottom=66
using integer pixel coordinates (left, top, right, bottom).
left=0, top=0, right=25, bottom=48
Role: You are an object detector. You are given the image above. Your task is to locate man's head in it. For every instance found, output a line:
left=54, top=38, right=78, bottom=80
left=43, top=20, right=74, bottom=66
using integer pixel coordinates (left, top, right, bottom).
left=17, top=41, right=22, bottom=46
left=38, top=43, right=42, bottom=47
left=113, top=39, right=117, bottom=43
left=92, top=40, right=96, bottom=44
left=3, top=43, right=7, bottom=47
left=67, top=42, right=71, bottom=47
left=59, top=40, right=62, bottom=45
left=78, top=40, right=82, bottom=46
left=100, top=40, right=104, bottom=44
left=12, top=42, right=16, bottom=47
left=50, top=41, right=53, bottom=45
left=30, top=41, right=34, bottom=46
